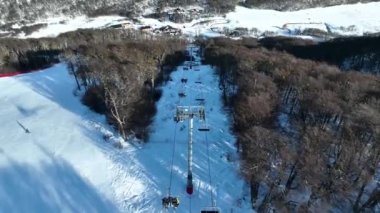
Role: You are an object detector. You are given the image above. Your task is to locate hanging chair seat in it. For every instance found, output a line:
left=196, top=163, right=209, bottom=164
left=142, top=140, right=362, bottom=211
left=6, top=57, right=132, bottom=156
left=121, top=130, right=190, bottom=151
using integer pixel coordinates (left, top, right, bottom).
left=198, top=127, right=210, bottom=132
left=200, top=207, right=221, bottom=213
left=178, top=92, right=186, bottom=97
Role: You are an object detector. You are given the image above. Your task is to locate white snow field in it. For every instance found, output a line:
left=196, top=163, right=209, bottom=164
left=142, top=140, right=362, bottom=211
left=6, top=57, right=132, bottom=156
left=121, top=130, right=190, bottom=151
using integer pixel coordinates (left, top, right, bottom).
left=0, top=46, right=252, bottom=212
left=7, top=1, right=380, bottom=39
left=145, top=2, right=380, bottom=38
left=17, top=15, right=127, bottom=38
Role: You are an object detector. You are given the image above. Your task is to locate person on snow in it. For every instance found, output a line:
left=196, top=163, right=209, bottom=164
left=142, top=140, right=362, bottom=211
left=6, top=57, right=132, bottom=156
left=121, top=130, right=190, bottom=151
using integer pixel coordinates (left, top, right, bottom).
left=171, top=197, right=180, bottom=208
left=162, top=197, right=170, bottom=208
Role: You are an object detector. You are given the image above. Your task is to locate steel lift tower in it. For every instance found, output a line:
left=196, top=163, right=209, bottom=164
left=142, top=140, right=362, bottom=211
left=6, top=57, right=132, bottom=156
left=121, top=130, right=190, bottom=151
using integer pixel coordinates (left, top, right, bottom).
left=175, top=105, right=206, bottom=195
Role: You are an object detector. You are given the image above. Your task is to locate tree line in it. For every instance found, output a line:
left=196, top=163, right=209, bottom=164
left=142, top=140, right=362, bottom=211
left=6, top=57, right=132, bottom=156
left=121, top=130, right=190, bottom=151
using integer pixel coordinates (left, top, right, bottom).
left=0, top=29, right=186, bottom=141
left=200, top=37, right=380, bottom=212
left=259, top=35, right=380, bottom=75
left=66, top=37, right=186, bottom=140
left=0, top=29, right=164, bottom=73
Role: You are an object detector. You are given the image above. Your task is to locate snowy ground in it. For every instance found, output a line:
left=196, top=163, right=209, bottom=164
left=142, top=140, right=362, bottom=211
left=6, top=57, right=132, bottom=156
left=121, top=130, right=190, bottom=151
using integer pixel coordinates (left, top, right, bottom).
left=16, top=16, right=127, bottom=38
left=0, top=46, right=252, bottom=212
left=0, top=64, right=128, bottom=212
left=142, top=2, right=380, bottom=38
left=3, top=2, right=380, bottom=39
left=141, top=46, right=252, bottom=212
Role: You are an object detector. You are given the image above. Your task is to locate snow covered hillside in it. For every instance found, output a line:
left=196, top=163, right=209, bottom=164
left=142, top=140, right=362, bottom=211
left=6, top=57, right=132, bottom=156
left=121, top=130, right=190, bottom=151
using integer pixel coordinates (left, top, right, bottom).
left=16, top=16, right=127, bottom=39
left=0, top=46, right=252, bottom=212
left=0, top=64, right=130, bottom=212
left=149, top=2, right=380, bottom=38
left=2, top=2, right=380, bottom=39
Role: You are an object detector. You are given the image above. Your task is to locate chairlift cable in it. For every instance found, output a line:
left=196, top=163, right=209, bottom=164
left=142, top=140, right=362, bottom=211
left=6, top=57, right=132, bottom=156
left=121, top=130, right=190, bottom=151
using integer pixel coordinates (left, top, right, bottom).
left=198, top=56, right=215, bottom=207
left=168, top=122, right=178, bottom=197
left=167, top=56, right=186, bottom=199
left=204, top=128, right=215, bottom=207
left=189, top=195, right=192, bottom=213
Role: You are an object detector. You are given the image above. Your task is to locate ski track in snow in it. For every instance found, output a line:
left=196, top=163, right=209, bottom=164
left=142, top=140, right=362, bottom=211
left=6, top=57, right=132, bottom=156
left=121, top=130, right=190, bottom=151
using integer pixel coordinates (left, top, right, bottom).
left=0, top=46, right=252, bottom=212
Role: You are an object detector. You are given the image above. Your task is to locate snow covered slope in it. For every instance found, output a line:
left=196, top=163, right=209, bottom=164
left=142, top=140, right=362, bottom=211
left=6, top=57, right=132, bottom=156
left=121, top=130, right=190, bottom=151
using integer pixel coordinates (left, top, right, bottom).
left=17, top=16, right=127, bottom=38
left=140, top=45, right=252, bottom=212
left=224, top=3, right=380, bottom=36
left=0, top=64, right=135, bottom=212
left=0, top=46, right=252, bottom=212
left=4, top=1, right=380, bottom=39
left=169, top=2, right=380, bottom=38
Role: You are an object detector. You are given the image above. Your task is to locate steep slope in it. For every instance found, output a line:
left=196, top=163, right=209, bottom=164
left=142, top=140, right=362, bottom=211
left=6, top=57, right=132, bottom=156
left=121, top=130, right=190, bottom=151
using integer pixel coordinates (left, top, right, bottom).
left=0, top=46, right=252, bottom=212
left=141, top=45, right=252, bottom=212
left=0, top=64, right=137, bottom=212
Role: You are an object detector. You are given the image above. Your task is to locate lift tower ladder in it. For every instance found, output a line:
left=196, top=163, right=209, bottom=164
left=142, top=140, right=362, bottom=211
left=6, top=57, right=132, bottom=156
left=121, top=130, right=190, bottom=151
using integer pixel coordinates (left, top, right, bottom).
left=174, top=105, right=205, bottom=195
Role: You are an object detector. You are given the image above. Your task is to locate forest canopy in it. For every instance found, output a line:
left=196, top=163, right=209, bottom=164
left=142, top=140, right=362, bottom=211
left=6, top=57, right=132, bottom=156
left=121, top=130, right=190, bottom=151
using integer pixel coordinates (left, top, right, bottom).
left=200, top=37, right=380, bottom=212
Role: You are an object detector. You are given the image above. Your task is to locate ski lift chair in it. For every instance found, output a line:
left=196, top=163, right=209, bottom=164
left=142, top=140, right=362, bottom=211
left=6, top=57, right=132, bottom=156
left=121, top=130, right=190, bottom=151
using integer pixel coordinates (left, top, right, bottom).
left=195, top=97, right=205, bottom=105
left=198, top=122, right=210, bottom=132
left=181, top=78, right=188, bottom=83
left=162, top=197, right=170, bottom=208
left=198, top=113, right=210, bottom=131
left=196, top=98, right=205, bottom=105
left=170, top=197, right=180, bottom=208
left=198, top=108, right=205, bottom=120
left=178, top=91, right=186, bottom=97
left=198, top=125, right=210, bottom=132
left=195, top=77, right=202, bottom=84
left=200, top=207, right=221, bottom=213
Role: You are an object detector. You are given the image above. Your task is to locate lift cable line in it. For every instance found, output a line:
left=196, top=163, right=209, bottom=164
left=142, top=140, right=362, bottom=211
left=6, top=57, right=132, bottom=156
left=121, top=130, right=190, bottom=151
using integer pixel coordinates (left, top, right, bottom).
left=161, top=121, right=180, bottom=211
left=168, top=122, right=178, bottom=197
left=162, top=66, right=186, bottom=211
left=197, top=53, right=220, bottom=213
left=178, top=54, right=188, bottom=98
left=198, top=84, right=215, bottom=207
left=165, top=45, right=221, bottom=213
left=205, top=126, right=215, bottom=206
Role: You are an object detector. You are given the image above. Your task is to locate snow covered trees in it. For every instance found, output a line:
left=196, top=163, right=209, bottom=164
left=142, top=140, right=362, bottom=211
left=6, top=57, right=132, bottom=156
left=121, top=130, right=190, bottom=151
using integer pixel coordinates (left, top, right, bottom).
left=202, top=37, right=380, bottom=212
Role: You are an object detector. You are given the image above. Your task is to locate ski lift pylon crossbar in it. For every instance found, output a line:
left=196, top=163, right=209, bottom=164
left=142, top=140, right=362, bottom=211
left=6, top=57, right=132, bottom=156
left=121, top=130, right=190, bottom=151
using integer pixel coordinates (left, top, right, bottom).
left=174, top=106, right=206, bottom=122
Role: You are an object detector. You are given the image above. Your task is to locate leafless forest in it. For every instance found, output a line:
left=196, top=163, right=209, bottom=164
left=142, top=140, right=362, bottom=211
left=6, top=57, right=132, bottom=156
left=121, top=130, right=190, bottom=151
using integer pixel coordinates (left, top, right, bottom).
left=201, top=37, right=380, bottom=212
